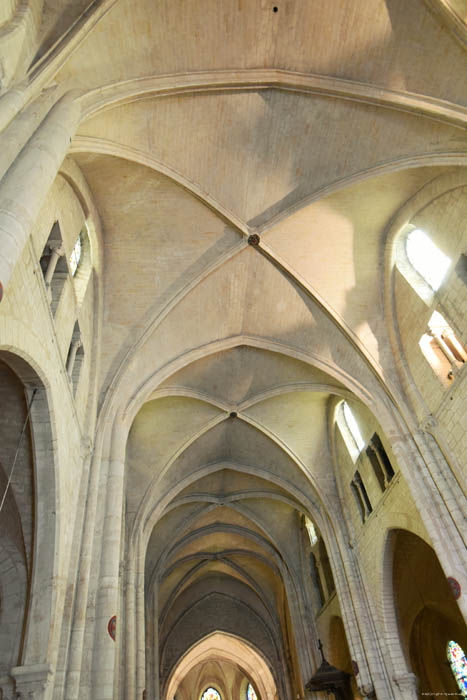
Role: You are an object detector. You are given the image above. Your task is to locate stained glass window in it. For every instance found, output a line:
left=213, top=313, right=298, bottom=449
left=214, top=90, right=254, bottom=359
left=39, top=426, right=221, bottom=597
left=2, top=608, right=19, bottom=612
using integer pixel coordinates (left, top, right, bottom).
left=406, top=229, right=451, bottom=291
left=201, top=688, right=221, bottom=700
left=247, top=684, right=257, bottom=700
left=69, top=233, right=82, bottom=276
left=447, top=640, right=467, bottom=697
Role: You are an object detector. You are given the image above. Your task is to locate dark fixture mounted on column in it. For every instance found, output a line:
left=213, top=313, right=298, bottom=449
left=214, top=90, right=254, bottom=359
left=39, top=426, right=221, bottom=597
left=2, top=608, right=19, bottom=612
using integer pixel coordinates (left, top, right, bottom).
left=305, top=640, right=353, bottom=700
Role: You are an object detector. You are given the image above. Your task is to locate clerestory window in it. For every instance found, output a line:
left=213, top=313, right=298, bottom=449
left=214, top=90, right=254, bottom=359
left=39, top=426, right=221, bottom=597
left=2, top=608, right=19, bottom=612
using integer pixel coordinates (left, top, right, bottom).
left=304, top=516, right=318, bottom=547
left=406, top=229, right=451, bottom=292
left=338, top=401, right=365, bottom=462
left=69, top=232, right=82, bottom=276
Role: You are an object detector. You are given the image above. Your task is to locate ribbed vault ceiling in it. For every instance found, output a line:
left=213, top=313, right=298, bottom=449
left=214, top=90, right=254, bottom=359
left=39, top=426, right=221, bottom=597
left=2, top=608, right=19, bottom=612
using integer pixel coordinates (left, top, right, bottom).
left=27, top=0, right=467, bottom=692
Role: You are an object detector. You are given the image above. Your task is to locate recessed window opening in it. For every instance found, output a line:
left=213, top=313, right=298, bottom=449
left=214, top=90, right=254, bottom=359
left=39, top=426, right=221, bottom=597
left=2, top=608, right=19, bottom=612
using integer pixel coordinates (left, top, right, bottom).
left=406, top=229, right=451, bottom=291
left=66, top=321, right=84, bottom=396
left=305, top=516, right=318, bottom=547
left=310, top=553, right=325, bottom=608
left=69, top=232, right=82, bottom=277
left=39, top=221, right=68, bottom=315
left=343, top=402, right=365, bottom=455
left=420, top=311, right=466, bottom=383
left=447, top=641, right=467, bottom=697
left=318, top=538, right=335, bottom=596
left=428, top=311, right=466, bottom=364
left=351, top=470, right=372, bottom=523
left=366, top=433, right=395, bottom=492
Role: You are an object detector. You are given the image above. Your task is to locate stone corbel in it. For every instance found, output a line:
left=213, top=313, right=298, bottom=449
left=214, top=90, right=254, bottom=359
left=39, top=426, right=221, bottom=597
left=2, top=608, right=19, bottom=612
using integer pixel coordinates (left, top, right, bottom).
left=0, top=674, right=15, bottom=700
left=392, top=671, right=419, bottom=699
left=358, top=683, right=376, bottom=699
left=11, top=664, right=52, bottom=700
left=421, top=413, right=438, bottom=434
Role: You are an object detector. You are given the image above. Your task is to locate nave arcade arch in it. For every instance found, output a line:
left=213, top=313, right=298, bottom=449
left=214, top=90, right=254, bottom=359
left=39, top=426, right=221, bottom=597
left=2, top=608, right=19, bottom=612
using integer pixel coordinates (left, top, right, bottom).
left=120, top=343, right=415, bottom=700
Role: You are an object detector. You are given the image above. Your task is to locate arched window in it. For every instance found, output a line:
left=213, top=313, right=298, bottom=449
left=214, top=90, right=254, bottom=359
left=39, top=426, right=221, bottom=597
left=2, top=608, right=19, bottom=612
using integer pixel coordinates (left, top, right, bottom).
left=337, top=401, right=365, bottom=463
left=304, top=516, right=318, bottom=547
left=447, top=641, right=467, bottom=697
left=247, top=683, right=258, bottom=700
left=342, top=402, right=365, bottom=453
left=406, top=229, right=451, bottom=291
left=201, top=688, right=222, bottom=700
left=69, top=231, right=82, bottom=276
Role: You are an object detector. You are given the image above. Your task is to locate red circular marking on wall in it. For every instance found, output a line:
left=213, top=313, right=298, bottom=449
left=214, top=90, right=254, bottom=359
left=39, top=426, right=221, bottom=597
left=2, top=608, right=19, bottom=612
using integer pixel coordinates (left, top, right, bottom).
left=447, top=577, right=461, bottom=600
left=108, top=615, right=116, bottom=641
left=351, top=660, right=359, bottom=676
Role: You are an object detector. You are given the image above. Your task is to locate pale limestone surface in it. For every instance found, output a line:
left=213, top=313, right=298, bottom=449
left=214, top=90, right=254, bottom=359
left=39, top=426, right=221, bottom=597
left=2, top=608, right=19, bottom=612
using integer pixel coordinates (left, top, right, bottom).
left=0, top=2, right=466, bottom=700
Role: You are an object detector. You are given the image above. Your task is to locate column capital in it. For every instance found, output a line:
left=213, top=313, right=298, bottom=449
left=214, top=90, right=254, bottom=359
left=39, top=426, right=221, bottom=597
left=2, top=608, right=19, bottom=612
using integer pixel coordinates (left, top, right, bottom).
left=47, top=242, right=65, bottom=256
left=11, top=664, right=52, bottom=699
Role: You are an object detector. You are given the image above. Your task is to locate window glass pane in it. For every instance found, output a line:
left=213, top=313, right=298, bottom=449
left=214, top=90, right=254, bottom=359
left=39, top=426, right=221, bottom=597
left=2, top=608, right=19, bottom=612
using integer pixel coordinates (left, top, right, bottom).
left=447, top=641, right=467, bottom=697
left=69, top=234, right=82, bottom=276
left=406, top=229, right=451, bottom=291
left=343, top=402, right=365, bottom=453
left=247, top=684, right=258, bottom=700
left=201, top=688, right=221, bottom=700
left=305, top=517, right=318, bottom=547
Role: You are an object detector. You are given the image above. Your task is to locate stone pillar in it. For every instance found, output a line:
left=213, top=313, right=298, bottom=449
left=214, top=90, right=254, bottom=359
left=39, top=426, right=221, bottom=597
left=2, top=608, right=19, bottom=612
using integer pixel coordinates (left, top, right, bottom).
left=44, top=242, right=65, bottom=301
left=65, top=432, right=107, bottom=700
left=11, top=664, right=52, bottom=700
left=0, top=83, right=28, bottom=134
left=136, top=540, right=146, bottom=699
left=0, top=91, right=80, bottom=301
left=320, top=516, right=393, bottom=699
left=152, top=589, right=159, bottom=700
left=125, top=554, right=137, bottom=700
left=44, top=243, right=64, bottom=286
left=391, top=429, right=467, bottom=620
left=92, top=415, right=128, bottom=699
left=66, top=335, right=82, bottom=377
left=0, top=88, right=59, bottom=181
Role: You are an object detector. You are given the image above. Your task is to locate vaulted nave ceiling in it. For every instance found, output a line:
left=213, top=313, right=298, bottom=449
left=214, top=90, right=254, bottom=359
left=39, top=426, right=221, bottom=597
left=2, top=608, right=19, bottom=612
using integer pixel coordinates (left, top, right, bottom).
left=13, top=1, right=467, bottom=696
left=39, top=0, right=465, bottom=408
